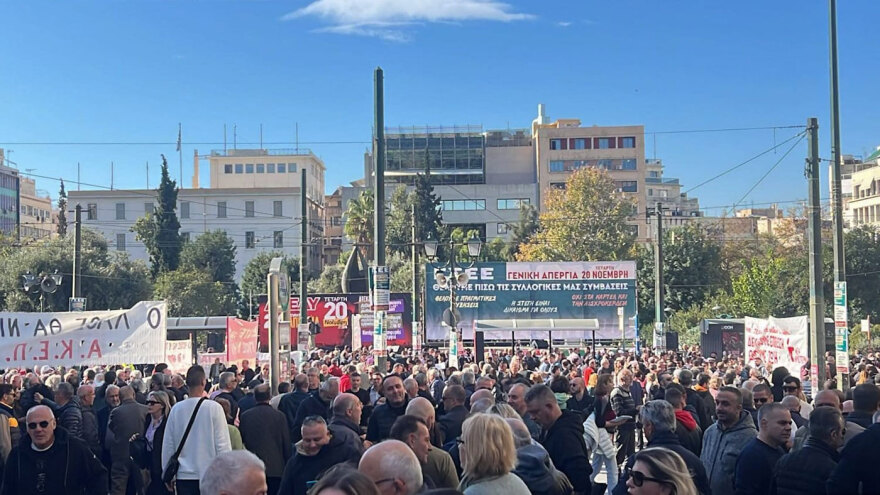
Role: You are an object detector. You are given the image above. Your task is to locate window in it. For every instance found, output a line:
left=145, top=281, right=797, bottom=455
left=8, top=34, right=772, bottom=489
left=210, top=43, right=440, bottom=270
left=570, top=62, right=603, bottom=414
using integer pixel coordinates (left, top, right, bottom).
left=572, top=138, right=588, bottom=150
left=288, top=163, right=297, bottom=173
left=27, top=205, right=33, bottom=216
left=87, top=204, right=97, bottom=220
left=217, top=201, right=227, bottom=218
left=256, top=164, right=265, bottom=174
left=497, top=198, right=530, bottom=210
left=224, top=164, right=233, bottom=174
left=660, top=190, right=668, bottom=198
left=180, top=201, right=190, bottom=219
left=180, top=232, right=190, bottom=243
left=245, top=164, right=254, bottom=173
left=277, top=163, right=286, bottom=173
left=115, top=203, right=125, bottom=220
left=597, top=159, right=613, bottom=170
left=621, top=136, right=636, bottom=148
left=116, top=234, right=126, bottom=251
left=497, top=223, right=509, bottom=235
left=272, top=200, right=282, bottom=217
left=144, top=202, right=153, bottom=215
left=273, top=231, right=283, bottom=248
left=550, top=182, right=567, bottom=190
left=549, top=139, right=566, bottom=150
left=441, top=199, right=486, bottom=211
left=267, top=163, right=275, bottom=173
left=621, top=159, right=637, bottom=170
left=628, top=224, right=639, bottom=237
left=616, top=181, right=638, bottom=193
left=648, top=188, right=654, bottom=197
left=597, top=137, right=613, bottom=149
left=549, top=160, right=564, bottom=172
left=235, top=164, right=243, bottom=174
left=245, top=201, right=255, bottom=217
left=245, top=231, right=255, bottom=249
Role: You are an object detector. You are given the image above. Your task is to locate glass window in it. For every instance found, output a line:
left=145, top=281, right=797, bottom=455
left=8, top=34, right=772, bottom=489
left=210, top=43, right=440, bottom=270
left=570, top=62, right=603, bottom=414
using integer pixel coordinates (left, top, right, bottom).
left=622, top=159, right=637, bottom=170
left=549, top=160, right=564, bottom=172
left=549, top=139, right=565, bottom=150
left=116, top=234, right=126, bottom=251
left=87, top=204, right=97, bottom=220
left=144, top=202, right=153, bottom=215
left=217, top=201, right=227, bottom=218
left=267, top=163, right=275, bottom=173
left=245, top=201, right=254, bottom=218
left=274, top=231, right=283, bottom=248
left=573, top=138, right=587, bottom=150
left=598, top=159, right=613, bottom=170
left=648, top=188, right=654, bottom=196
left=277, top=163, right=286, bottom=173
left=598, top=138, right=612, bottom=149
left=256, top=164, right=265, bottom=173
left=616, top=181, right=638, bottom=193
left=245, top=231, right=255, bottom=249
left=115, top=203, right=125, bottom=220
left=497, top=223, right=509, bottom=234
left=273, top=200, right=282, bottom=217
left=245, top=163, right=254, bottom=173
left=288, top=163, right=297, bottom=173
left=235, top=164, right=243, bottom=174
left=621, top=137, right=636, bottom=148
left=224, top=164, right=233, bottom=174
left=180, top=201, right=190, bottom=219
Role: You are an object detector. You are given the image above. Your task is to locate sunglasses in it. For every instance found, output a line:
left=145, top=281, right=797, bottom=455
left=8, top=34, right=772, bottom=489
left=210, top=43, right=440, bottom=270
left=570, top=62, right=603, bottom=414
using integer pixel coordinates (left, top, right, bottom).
left=146, top=400, right=161, bottom=406
left=783, top=386, right=799, bottom=392
left=754, top=398, right=770, bottom=404
left=27, top=420, right=50, bottom=430
left=630, top=470, right=667, bottom=487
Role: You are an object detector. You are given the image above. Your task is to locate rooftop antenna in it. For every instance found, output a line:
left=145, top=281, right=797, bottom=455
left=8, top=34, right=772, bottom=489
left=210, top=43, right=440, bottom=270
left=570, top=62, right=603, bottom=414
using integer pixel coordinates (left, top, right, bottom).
left=110, top=161, right=114, bottom=190
left=295, top=122, right=299, bottom=154
left=224, top=123, right=227, bottom=152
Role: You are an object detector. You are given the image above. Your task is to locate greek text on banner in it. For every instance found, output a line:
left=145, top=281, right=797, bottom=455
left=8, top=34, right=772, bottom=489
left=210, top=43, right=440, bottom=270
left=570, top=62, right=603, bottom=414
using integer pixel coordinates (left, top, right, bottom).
left=0, top=301, right=166, bottom=367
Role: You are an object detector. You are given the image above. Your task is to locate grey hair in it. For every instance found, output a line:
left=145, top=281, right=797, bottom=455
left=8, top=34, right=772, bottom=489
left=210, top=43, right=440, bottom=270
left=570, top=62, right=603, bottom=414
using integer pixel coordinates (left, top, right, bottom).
left=320, top=376, right=339, bottom=392
left=130, top=378, right=146, bottom=394
left=199, top=450, right=265, bottom=495
left=462, top=371, right=475, bottom=386
left=371, top=441, right=423, bottom=492
left=105, top=384, right=120, bottom=396
left=414, top=373, right=427, bottom=387
left=219, top=372, right=235, bottom=389
left=640, top=400, right=676, bottom=433
left=505, top=418, right=533, bottom=448
left=55, top=382, right=74, bottom=399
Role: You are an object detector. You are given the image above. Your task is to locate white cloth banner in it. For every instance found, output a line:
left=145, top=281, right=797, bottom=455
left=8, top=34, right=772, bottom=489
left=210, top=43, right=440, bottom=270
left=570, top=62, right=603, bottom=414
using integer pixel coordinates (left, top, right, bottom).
left=0, top=301, right=166, bottom=367
left=165, top=339, right=193, bottom=373
left=745, top=316, right=809, bottom=373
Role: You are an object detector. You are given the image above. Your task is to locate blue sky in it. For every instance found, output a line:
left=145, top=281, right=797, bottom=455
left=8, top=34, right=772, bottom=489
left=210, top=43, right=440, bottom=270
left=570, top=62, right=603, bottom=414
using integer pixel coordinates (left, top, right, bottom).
left=1, top=0, right=878, bottom=217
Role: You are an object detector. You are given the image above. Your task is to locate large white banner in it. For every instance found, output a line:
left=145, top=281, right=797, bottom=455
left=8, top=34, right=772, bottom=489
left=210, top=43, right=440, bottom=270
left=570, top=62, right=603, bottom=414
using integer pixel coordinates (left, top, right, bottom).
left=0, top=301, right=166, bottom=367
left=745, top=316, right=808, bottom=373
left=164, top=338, right=193, bottom=373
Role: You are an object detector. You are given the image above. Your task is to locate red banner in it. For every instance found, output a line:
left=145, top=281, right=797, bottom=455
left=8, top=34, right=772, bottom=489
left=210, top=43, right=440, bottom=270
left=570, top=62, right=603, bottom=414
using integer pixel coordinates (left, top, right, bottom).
left=226, top=317, right=258, bottom=368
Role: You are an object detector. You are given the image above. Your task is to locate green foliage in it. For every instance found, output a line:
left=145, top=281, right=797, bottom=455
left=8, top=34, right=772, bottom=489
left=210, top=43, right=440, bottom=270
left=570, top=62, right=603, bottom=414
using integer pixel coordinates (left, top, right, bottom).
left=0, top=228, right=151, bottom=311
left=132, top=155, right=182, bottom=277
left=56, top=180, right=67, bottom=237
left=517, top=168, right=636, bottom=262
left=412, top=171, right=444, bottom=244
left=154, top=269, right=237, bottom=317
left=509, top=203, right=539, bottom=260
left=843, top=225, right=880, bottom=322
left=666, top=294, right=734, bottom=345
left=309, top=264, right=344, bottom=294
left=343, top=189, right=374, bottom=259
left=731, top=255, right=783, bottom=317
left=239, top=251, right=300, bottom=317
left=386, top=185, right=413, bottom=257
left=180, top=230, right=237, bottom=284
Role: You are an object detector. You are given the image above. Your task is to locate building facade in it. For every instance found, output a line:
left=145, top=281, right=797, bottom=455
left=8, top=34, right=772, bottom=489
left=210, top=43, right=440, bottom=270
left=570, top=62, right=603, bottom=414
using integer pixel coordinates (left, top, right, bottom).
left=19, top=176, right=55, bottom=240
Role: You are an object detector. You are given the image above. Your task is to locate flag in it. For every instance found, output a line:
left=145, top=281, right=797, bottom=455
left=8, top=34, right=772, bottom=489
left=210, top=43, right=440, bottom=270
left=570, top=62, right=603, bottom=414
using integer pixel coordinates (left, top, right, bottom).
left=176, top=124, right=181, bottom=152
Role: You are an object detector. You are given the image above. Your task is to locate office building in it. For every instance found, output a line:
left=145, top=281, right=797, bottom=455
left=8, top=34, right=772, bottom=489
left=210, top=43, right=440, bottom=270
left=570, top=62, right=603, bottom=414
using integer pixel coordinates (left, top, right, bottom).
left=0, top=150, right=19, bottom=237
left=19, top=176, right=55, bottom=240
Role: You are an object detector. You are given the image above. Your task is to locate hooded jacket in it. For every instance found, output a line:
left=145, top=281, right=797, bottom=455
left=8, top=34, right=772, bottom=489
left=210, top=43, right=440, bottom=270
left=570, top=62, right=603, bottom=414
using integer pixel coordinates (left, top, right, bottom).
left=540, top=410, right=592, bottom=494
left=675, top=409, right=703, bottom=456
left=512, top=443, right=573, bottom=495
left=700, top=410, right=757, bottom=495
left=277, top=432, right=362, bottom=495
left=1, top=426, right=108, bottom=495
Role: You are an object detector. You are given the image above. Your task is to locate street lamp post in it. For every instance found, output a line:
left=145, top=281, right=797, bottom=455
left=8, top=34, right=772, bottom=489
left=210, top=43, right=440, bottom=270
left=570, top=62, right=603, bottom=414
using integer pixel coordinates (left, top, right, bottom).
left=423, top=233, right=482, bottom=368
left=22, top=271, right=63, bottom=312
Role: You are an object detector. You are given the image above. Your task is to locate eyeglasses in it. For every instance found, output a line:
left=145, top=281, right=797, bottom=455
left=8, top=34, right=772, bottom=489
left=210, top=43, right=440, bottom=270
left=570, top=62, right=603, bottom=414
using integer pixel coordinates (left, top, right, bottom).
left=782, top=386, right=799, bottom=392
left=630, top=470, right=668, bottom=487
left=754, top=398, right=770, bottom=404
left=27, top=420, right=50, bottom=430
left=146, top=400, right=161, bottom=406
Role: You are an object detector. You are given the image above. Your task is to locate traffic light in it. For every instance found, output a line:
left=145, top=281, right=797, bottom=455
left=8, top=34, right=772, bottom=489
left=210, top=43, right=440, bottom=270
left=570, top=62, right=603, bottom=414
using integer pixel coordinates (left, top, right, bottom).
left=309, top=321, right=321, bottom=335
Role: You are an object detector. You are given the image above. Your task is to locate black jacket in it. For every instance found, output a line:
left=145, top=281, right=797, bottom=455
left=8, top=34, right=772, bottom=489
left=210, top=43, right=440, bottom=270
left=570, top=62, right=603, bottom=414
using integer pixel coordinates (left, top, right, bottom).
left=437, top=405, right=468, bottom=445
left=240, top=403, right=291, bottom=478
left=277, top=434, right=362, bottom=495
left=1, top=426, right=108, bottom=495
left=566, top=393, right=594, bottom=415
left=366, top=398, right=409, bottom=443
left=686, top=388, right=713, bottom=431
left=278, top=390, right=311, bottom=436
left=43, top=397, right=83, bottom=441
left=827, top=423, right=880, bottom=495
left=80, top=405, right=101, bottom=456
left=291, top=394, right=331, bottom=442
left=773, top=437, right=838, bottom=495
left=328, top=416, right=364, bottom=454
left=539, top=410, right=592, bottom=494
left=143, top=415, right=170, bottom=495
left=613, top=430, right=711, bottom=495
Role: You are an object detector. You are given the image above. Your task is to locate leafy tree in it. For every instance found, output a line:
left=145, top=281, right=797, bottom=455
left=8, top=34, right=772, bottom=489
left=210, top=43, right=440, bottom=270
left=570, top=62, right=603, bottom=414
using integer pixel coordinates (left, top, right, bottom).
left=343, top=189, right=374, bottom=260
left=154, top=269, right=237, bottom=317
left=56, top=180, right=68, bottom=237
left=446, top=227, right=507, bottom=262
left=517, top=168, right=636, bottom=262
left=132, top=155, right=182, bottom=278
left=239, top=251, right=300, bottom=317
left=386, top=185, right=413, bottom=257
left=509, top=203, right=539, bottom=259
left=412, top=171, right=444, bottom=244
left=730, top=255, right=783, bottom=317
left=844, top=225, right=880, bottom=322
left=180, top=230, right=237, bottom=285
left=638, top=224, right=726, bottom=325
left=0, top=228, right=151, bottom=311
left=309, top=264, right=344, bottom=294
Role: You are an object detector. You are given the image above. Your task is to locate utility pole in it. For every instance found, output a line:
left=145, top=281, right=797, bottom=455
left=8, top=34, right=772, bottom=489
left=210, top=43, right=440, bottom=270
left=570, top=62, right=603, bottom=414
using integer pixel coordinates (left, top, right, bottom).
left=73, top=204, right=82, bottom=298
left=300, top=169, right=309, bottom=358
left=267, top=259, right=281, bottom=395
left=807, top=118, right=827, bottom=393
left=411, top=203, right=420, bottom=357
left=373, top=67, right=387, bottom=372
left=829, top=0, right=848, bottom=391
left=647, top=202, right=665, bottom=351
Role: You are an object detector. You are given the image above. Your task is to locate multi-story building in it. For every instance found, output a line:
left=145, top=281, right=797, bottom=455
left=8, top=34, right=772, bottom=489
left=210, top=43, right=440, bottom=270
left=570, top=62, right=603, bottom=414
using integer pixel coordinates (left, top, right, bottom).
left=69, top=148, right=325, bottom=280
left=323, top=187, right=345, bottom=265
left=0, top=150, right=20, bottom=238
left=531, top=105, right=648, bottom=240
left=643, top=158, right=702, bottom=239
left=18, top=176, right=55, bottom=240
left=843, top=147, right=880, bottom=228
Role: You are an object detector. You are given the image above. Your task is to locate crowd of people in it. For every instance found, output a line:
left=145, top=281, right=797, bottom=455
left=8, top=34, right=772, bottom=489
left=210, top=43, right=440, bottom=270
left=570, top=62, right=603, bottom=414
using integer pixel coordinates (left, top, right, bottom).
left=0, top=344, right=879, bottom=495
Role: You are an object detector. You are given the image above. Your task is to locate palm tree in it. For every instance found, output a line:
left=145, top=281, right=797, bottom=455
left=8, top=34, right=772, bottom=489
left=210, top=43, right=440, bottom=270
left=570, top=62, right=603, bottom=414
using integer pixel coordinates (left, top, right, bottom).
left=343, top=189, right=374, bottom=260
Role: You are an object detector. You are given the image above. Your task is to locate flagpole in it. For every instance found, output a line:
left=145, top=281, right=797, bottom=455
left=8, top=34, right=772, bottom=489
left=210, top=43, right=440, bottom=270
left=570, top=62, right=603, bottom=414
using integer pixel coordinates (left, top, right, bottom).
left=177, top=123, right=183, bottom=188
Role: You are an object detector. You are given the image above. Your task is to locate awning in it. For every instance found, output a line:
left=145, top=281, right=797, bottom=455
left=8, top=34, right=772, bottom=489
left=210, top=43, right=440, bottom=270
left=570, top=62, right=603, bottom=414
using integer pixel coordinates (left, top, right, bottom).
left=474, top=318, right=600, bottom=332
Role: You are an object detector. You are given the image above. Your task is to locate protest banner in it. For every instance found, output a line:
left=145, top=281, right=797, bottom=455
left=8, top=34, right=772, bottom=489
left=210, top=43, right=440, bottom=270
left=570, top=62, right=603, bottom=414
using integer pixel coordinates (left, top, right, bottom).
left=164, top=338, right=193, bottom=373
left=744, top=316, right=809, bottom=372
left=0, top=301, right=166, bottom=367
left=226, top=318, right=258, bottom=369
left=197, top=352, right=226, bottom=369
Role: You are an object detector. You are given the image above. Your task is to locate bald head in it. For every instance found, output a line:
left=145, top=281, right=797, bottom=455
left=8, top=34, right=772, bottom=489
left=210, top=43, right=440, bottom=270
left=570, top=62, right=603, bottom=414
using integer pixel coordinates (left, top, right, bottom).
left=815, top=389, right=842, bottom=410
left=781, top=395, right=801, bottom=413
left=405, top=397, right=435, bottom=427
left=359, top=440, right=423, bottom=495
left=470, top=388, right=494, bottom=404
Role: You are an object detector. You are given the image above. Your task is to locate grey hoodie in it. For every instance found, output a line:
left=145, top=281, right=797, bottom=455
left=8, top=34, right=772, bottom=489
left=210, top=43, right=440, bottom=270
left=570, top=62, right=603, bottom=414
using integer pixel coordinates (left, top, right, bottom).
left=700, top=410, right=757, bottom=495
left=512, top=443, right=573, bottom=495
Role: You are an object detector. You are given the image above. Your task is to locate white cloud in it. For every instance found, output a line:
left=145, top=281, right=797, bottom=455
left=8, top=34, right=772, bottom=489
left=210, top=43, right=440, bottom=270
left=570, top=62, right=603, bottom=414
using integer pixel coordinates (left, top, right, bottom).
left=557, top=21, right=571, bottom=27
left=283, top=0, right=534, bottom=41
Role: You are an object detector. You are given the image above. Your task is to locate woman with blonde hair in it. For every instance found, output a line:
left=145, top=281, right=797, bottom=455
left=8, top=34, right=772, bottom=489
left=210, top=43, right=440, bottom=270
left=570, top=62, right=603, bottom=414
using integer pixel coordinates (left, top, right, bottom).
left=625, top=447, right=697, bottom=495
left=459, top=413, right=530, bottom=495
